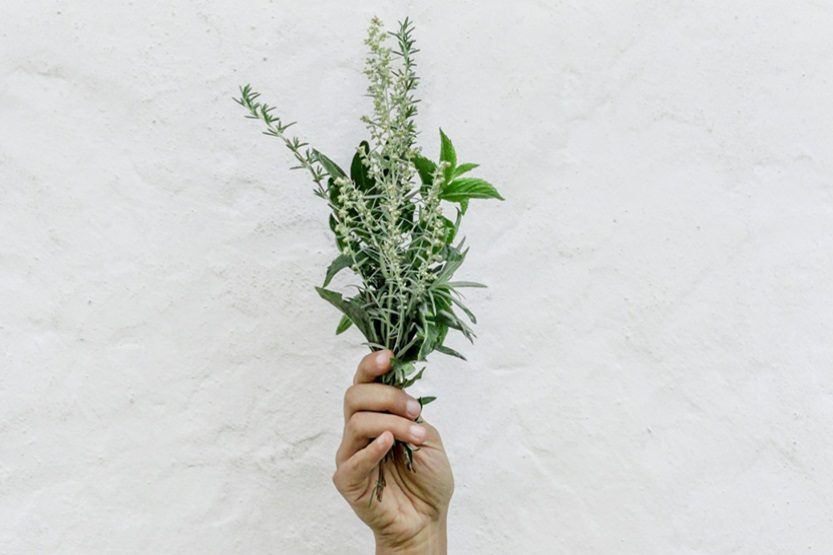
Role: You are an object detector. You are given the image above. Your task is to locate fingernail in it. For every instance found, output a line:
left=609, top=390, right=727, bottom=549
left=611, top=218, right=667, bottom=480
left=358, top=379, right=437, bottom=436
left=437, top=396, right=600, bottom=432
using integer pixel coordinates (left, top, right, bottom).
left=375, top=351, right=389, bottom=368
left=406, top=399, right=421, bottom=419
left=410, top=424, right=426, bottom=442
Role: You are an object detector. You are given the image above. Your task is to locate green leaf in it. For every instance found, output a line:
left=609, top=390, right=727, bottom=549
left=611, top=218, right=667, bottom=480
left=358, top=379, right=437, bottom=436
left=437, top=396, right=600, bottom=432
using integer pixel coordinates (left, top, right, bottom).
left=453, top=162, right=479, bottom=178
left=315, top=287, right=372, bottom=339
left=434, top=245, right=468, bottom=284
left=439, top=129, right=456, bottom=181
left=435, top=344, right=467, bottom=360
left=314, top=150, right=346, bottom=179
left=459, top=198, right=469, bottom=215
left=328, top=214, right=346, bottom=251
left=335, top=314, right=353, bottom=334
left=446, top=281, right=487, bottom=288
left=441, top=178, right=504, bottom=203
left=323, top=253, right=353, bottom=287
left=413, top=155, right=436, bottom=185
left=351, top=141, right=373, bottom=191
left=418, top=396, right=437, bottom=407
left=401, top=367, right=425, bottom=389
left=418, top=323, right=439, bottom=360
left=451, top=296, right=477, bottom=324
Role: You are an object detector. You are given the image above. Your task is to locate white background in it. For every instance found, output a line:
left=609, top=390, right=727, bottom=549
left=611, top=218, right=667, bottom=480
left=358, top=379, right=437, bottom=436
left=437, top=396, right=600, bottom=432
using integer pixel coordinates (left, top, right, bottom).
left=3, top=1, right=833, bottom=553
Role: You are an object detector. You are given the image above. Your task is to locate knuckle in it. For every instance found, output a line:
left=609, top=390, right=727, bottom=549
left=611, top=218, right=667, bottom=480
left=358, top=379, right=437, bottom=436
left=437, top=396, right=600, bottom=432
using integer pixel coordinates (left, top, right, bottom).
left=331, top=468, right=343, bottom=489
left=345, top=412, right=363, bottom=435
left=343, top=385, right=358, bottom=410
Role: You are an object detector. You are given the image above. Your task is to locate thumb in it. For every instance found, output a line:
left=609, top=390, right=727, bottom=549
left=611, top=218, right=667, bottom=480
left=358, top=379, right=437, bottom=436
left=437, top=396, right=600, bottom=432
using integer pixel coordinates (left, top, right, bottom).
left=333, top=431, right=393, bottom=495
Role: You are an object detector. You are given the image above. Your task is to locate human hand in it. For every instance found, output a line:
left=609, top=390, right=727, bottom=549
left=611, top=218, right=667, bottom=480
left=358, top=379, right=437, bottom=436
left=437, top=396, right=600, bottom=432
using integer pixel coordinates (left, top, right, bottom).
left=332, top=349, right=454, bottom=554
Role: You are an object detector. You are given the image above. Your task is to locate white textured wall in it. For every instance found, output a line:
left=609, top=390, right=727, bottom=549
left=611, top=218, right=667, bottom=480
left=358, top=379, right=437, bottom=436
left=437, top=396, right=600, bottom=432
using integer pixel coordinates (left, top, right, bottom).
left=3, top=1, right=833, bottom=553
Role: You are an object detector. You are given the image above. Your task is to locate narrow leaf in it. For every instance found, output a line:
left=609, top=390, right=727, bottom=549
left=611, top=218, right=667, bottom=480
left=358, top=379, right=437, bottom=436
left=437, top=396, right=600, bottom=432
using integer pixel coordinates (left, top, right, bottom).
left=418, top=396, right=437, bottom=407
left=314, top=150, right=346, bottom=179
left=446, top=281, right=487, bottom=288
left=435, top=344, right=467, bottom=360
left=335, top=314, right=353, bottom=334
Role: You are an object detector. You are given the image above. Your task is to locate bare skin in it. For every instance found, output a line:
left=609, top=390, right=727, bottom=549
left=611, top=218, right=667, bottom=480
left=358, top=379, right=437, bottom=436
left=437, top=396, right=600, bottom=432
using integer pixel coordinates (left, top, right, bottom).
left=332, top=349, right=454, bottom=554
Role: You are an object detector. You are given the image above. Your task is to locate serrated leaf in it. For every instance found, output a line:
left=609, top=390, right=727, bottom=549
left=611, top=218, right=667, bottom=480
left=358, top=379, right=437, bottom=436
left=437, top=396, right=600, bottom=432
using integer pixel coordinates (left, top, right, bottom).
left=441, top=178, right=504, bottom=203
left=439, top=129, right=456, bottom=181
left=335, top=314, right=353, bottom=334
left=453, top=162, right=479, bottom=178
left=323, top=253, right=353, bottom=287
left=413, top=155, right=436, bottom=185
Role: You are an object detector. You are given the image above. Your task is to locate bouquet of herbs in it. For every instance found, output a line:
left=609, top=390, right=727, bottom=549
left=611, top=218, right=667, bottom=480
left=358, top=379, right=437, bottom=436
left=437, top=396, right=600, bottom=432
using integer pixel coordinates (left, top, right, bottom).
left=234, top=16, right=503, bottom=500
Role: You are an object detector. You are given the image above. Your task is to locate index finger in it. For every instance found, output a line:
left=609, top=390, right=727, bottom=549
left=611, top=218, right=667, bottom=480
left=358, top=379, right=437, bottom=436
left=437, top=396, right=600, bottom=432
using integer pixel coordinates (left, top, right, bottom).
left=353, top=349, right=392, bottom=384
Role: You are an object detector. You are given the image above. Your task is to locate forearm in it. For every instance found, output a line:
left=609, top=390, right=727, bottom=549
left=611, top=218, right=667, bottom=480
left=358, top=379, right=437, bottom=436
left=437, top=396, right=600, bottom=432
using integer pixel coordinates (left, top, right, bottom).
left=375, top=516, right=448, bottom=555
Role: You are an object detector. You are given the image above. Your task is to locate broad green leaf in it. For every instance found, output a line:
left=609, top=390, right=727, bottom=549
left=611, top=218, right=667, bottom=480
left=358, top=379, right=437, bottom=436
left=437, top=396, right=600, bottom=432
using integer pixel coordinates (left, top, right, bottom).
left=441, top=178, right=504, bottom=203
left=459, top=198, right=469, bottom=215
left=314, top=149, right=346, bottom=179
left=413, top=155, right=436, bottom=185
left=435, top=344, right=467, bottom=360
left=335, top=314, right=353, bottom=334
left=323, top=253, right=352, bottom=287
left=453, top=162, right=479, bottom=178
left=439, top=129, right=456, bottom=181
left=351, top=141, right=373, bottom=191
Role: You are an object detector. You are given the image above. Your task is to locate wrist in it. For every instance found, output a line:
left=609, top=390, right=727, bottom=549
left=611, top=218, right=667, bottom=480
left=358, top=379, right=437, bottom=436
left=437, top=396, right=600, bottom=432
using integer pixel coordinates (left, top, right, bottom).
left=374, top=516, right=448, bottom=555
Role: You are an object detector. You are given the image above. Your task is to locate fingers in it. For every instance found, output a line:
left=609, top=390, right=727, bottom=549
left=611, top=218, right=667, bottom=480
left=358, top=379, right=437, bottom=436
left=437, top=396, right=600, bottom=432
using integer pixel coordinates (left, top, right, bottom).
left=336, top=412, right=428, bottom=466
left=343, top=383, right=422, bottom=422
left=332, top=430, right=393, bottom=495
left=353, top=349, right=392, bottom=384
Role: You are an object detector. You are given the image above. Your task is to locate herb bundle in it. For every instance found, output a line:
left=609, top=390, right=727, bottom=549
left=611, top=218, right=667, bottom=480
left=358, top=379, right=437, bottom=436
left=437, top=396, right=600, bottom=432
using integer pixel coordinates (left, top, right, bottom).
left=234, top=17, right=503, bottom=501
